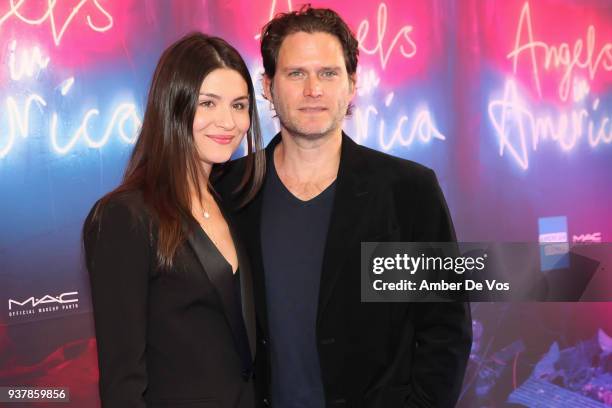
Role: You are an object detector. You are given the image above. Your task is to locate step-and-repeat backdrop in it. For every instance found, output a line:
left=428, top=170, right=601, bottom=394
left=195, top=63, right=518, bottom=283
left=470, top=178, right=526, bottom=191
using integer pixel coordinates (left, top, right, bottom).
left=1, top=0, right=611, bottom=406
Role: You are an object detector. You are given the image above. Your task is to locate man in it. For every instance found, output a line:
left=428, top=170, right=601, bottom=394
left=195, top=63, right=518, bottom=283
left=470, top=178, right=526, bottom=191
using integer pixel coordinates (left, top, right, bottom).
left=218, top=6, right=472, bottom=407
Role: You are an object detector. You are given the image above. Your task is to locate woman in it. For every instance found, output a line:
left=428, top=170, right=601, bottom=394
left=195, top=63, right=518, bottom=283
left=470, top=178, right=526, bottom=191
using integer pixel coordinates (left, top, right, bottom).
left=83, top=33, right=265, bottom=408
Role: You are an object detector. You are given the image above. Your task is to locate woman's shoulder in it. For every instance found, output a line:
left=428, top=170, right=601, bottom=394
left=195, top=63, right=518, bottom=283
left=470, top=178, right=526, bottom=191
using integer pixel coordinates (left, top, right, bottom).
left=84, top=189, right=150, bottom=234
left=82, top=189, right=155, bottom=273
left=104, top=189, right=146, bottom=210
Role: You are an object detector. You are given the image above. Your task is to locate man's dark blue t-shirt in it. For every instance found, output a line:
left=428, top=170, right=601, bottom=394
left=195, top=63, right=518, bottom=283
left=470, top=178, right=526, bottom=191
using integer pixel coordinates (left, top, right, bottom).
left=261, top=161, right=336, bottom=408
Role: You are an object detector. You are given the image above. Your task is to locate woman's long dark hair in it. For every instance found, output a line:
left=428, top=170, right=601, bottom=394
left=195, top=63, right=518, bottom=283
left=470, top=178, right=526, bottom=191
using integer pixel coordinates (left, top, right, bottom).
left=93, top=32, right=265, bottom=268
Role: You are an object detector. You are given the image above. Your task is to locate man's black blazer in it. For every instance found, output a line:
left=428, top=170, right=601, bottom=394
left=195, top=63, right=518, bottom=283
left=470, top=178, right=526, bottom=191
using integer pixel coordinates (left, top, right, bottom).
left=83, top=191, right=257, bottom=408
left=216, top=133, right=472, bottom=408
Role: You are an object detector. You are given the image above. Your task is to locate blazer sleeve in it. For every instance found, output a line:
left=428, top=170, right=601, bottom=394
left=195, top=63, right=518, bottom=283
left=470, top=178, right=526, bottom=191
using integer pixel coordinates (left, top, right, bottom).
left=407, top=169, right=472, bottom=408
left=83, top=199, right=150, bottom=408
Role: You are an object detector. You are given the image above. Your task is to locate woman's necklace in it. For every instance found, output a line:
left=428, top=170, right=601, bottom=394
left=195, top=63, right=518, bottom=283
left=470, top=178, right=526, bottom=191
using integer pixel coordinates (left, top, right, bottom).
left=202, top=199, right=211, bottom=219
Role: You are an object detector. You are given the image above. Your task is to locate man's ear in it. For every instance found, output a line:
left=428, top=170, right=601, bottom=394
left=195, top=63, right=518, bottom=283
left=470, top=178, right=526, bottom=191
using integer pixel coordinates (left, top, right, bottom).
left=349, top=72, right=357, bottom=99
left=263, top=74, right=273, bottom=102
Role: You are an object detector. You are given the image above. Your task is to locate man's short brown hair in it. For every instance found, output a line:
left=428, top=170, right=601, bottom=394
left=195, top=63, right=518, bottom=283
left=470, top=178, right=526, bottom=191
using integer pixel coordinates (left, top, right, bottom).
left=260, top=5, right=359, bottom=79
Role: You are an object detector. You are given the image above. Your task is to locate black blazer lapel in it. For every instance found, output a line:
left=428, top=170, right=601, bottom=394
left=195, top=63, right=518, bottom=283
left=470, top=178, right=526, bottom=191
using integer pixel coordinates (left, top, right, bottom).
left=317, top=133, right=372, bottom=322
left=231, top=177, right=268, bottom=344
left=237, top=135, right=284, bottom=340
left=186, top=222, right=254, bottom=374
left=223, top=207, right=257, bottom=360
left=214, top=152, right=270, bottom=342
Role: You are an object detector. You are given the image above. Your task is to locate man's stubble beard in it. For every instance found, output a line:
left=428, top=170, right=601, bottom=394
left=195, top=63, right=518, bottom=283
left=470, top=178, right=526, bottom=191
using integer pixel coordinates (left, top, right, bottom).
left=271, top=90, right=348, bottom=142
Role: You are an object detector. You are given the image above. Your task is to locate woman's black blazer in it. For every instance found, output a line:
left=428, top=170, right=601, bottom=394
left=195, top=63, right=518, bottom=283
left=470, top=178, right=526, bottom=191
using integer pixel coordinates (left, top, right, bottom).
left=83, top=191, right=256, bottom=408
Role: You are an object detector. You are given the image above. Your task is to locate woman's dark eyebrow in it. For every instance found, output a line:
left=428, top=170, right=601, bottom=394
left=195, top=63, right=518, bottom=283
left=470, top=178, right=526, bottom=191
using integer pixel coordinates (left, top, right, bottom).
left=199, top=93, right=249, bottom=102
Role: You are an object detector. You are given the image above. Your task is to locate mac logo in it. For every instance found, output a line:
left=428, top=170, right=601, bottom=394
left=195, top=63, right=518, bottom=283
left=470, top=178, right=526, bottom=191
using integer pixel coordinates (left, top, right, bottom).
left=8, top=291, right=79, bottom=310
left=573, top=233, right=602, bottom=243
